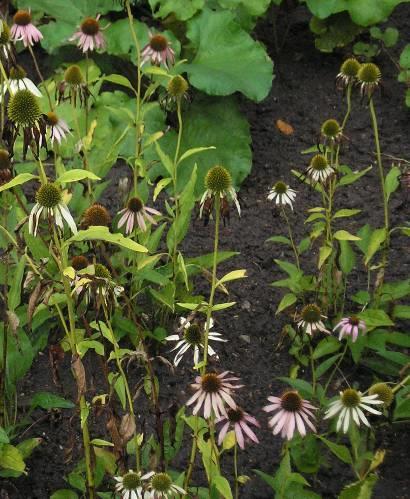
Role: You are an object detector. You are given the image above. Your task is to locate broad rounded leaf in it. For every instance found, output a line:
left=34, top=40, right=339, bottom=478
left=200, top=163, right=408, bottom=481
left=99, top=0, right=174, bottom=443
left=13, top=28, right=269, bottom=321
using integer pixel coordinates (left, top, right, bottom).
left=149, top=0, right=205, bottom=20
left=185, top=8, right=273, bottom=101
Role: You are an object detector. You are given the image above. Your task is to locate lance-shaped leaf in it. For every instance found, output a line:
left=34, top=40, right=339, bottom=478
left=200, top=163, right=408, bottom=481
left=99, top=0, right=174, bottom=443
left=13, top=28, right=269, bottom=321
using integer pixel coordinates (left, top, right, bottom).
left=65, top=226, right=148, bottom=253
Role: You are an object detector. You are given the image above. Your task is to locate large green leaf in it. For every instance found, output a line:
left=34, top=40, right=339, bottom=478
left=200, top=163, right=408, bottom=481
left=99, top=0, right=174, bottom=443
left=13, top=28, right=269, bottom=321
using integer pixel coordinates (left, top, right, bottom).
left=65, top=226, right=148, bottom=253
left=218, top=0, right=271, bottom=16
left=149, top=0, right=205, bottom=20
left=185, top=8, right=273, bottom=101
left=148, top=95, right=251, bottom=196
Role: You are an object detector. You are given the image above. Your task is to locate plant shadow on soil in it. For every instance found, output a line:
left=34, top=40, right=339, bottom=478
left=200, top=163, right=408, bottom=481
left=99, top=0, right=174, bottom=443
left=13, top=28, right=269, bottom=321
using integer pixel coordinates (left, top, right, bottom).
left=2, top=4, right=410, bottom=499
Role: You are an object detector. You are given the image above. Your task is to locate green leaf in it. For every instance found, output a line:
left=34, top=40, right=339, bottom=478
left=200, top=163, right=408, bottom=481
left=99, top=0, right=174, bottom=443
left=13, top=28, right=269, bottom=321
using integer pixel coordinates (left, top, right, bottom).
left=318, top=436, right=352, bottom=464
left=57, top=169, right=100, bottom=184
left=90, top=439, right=114, bottom=447
left=0, top=173, right=37, bottom=193
left=337, top=166, right=372, bottom=186
left=333, top=208, right=361, bottom=219
left=384, top=166, right=401, bottom=202
left=31, top=392, right=75, bottom=410
left=65, top=226, right=147, bottom=253
left=318, top=245, right=332, bottom=269
left=50, top=490, right=79, bottom=499
left=17, top=438, right=42, bottom=459
left=103, top=74, right=135, bottom=92
left=77, top=340, right=104, bottom=357
left=213, top=475, right=233, bottom=499
left=9, top=258, right=25, bottom=312
left=0, top=428, right=9, bottom=444
left=364, top=228, right=386, bottom=265
left=339, top=240, right=356, bottom=275
left=312, top=337, right=340, bottom=359
left=155, top=141, right=174, bottom=177
left=400, top=44, right=410, bottom=68
left=339, top=474, right=378, bottom=499
left=178, top=146, right=216, bottom=165
left=149, top=0, right=204, bottom=21
left=267, top=235, right=291, bottom=245
left=217, top=269, right=247, bottom=286
left=334, top=230, right=361, bottom=241
left=185, top=8, right=273, bottom=101
left=316, top=353, right=342, bottom=378
left=149, top=96, right=251, bottom=196
left=276, top=293, right=297, bottom=315
left=358, top=309, right=394, bottom=330
left=278, top=377, right=314, bottom=398
left=0, top=444, right=25, bottom=473
left=218, top=0, right=272, bottom=17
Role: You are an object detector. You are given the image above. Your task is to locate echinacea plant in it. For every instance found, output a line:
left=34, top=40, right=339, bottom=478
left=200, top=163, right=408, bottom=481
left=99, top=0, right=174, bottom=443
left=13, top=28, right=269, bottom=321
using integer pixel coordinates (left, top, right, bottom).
left=117, top=196, right=161, bottom=233
left=267, top=181, right=296, bottom=210
left=114, top=470, right=155, bottom=499
left=333, top=316, right=366, bottom=343
left=141, top=32, right=175, bottom=68
left=217, top=407, right=260, bottom=449
left=11, top=9, right=43, bottom=47
left=71, top=15, right=106, bottom=53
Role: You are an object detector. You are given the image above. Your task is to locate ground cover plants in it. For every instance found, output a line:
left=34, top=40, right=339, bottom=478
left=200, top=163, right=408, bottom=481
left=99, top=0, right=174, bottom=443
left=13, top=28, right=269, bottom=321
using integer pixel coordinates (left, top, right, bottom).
left=0, top=0, right=409, bottom=498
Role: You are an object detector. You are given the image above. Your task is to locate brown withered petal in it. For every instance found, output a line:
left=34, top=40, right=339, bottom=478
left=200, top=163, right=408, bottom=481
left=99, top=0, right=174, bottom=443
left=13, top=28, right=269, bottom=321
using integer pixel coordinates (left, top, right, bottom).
left=71, top=354, right=86, bottom=400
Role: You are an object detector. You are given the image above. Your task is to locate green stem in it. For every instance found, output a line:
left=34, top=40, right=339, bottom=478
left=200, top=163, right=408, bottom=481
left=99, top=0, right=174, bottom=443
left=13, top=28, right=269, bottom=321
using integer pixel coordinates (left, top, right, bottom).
left=201, top=196, right=221, bottom=375
left=324, top=342, right=348, bottom=395
left=234, top=443, right=239, bottom=499
left=183, top=417, right=198, bottom=495
left=335, top=83, right=352, bottom=167
left=308, top=341, right=316, bottom=396
left=28, top=44, right=53, bottom=111
left=392, top=374, right=410, bottom=394
left=172, top=99, right=183, bottom=278
left=282, top=207, right=300, bottom=270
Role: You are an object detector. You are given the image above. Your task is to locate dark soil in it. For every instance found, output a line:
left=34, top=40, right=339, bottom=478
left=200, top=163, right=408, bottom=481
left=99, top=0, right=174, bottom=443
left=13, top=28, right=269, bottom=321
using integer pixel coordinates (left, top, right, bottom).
left=2, top=3, right=410, bottom=499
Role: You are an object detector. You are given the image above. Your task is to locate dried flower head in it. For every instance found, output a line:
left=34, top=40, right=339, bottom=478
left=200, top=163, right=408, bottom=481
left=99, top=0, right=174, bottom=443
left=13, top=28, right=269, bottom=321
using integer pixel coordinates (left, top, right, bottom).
left=217, top=407, right=260, bottom=449
left=57, top=65, right=90, bottom=107
left=337, top=58, right=360, bottom=87
left=71, top=15, right=106, bottom=53
left=29, top=183, right=77, bottom=236
left=82, top=203, right=111, bottom=228
left=186, top=371, right=242, bottom=419
left=11, top=10, right=43, bottom=47
left=333, top=316, right=366, bottom=343
left=324, top=388, right=383, bottom=433
left=306, top=154, right=334, bottom=184
left=0, top=21, right=16, bottom=69
left=321, top=118, right=342, bottom=144
left=200, top=165, right=240, bottom=223
left=297, top=304, right=329, bottom=336
left=160, top=74, right=189, bottom=110
left=357, top=63, right=381, bottom=97
left=117, top=197, right=161, bottom=234
left=141, top=32, right=175, bottom=68
left=71, top=255, right=89, bottom=271
left=263, top=390, right=317, bottom=440
left=267, top=181, right=296, bottom=210
left=368, top=382, right=394, bottom=408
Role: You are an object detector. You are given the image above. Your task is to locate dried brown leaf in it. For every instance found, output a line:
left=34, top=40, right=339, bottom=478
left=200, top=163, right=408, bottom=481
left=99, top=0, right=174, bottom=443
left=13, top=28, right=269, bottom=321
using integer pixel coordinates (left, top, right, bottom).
left=119, top=413, right=136, bottom=444
left=71, top=354, right=86, bottom=400
left=276, top=119, right=294, bottom=135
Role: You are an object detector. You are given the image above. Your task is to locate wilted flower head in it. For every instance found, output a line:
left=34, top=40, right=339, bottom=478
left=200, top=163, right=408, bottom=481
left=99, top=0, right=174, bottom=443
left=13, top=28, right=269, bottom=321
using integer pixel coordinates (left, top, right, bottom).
left=267, top=181, right=296, bottom=210
left=333, top=316, right=366, bottom=343
left=141, top=32, right=175, bottom=68
left=29, top=183, right=77, bottom=236
left=0, top=148, right=12, bottom=186
left=45, top=111, right=71, bottom=145
left=145, top=472, right=186, bottom=498
left=321, top=118, right=342, bottom=144
left=297, top=304, right=329, bottom=336
left=5, top=89, right=47, bottom=158
left=200, top=165, right=240, bottom=224
left=336, top=58, right=361, bottom=87
left=263, top=390, right=317, bottom=440
left=71, top=15, right=106, bottom=53
left=368, top=382, right=394, bottom=408
left=11, top=9, right=43, bottom=47
left=82, top=203, right=111, bottom=228
left=186, top=371, right=242, bottom=419
left=114, top=469, right=154, bottom=499
left=160, top=74, right=189, bottom=110
left=217, top=407, right=260, bottom=449
left=165, top=316, right=226, bottom=367
left=324, top=388, right=383, bottom=433
left=306, top=154, right=334, bottom=184
left=71, top=255, right=89, bottom=271
left=357, top=63, right=381, bottom=97
left=57, top=65, right=90, bottom=107
left=117, top=197, right=161, bottom=234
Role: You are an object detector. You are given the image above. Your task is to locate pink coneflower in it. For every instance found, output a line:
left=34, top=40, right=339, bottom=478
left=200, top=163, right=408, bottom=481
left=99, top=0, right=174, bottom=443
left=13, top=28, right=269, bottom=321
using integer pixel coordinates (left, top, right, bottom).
left=11, top=10, right=43, bottom=47
left=186, top=372, right=242, bottom=419
left=333, top=316, right=366, bottom=343
left=70, top=15, right=106, bottom=53
left=45, top=112, right=71, bottom=145
left=296, top=304, right=330, bottom=336
left=117, top=197, right=161, bottom=234
left=141, top=32, right=175, bottom=68
left=217, top=407, right=260, bottom=449
left=263, top=390, right=317, bottom=440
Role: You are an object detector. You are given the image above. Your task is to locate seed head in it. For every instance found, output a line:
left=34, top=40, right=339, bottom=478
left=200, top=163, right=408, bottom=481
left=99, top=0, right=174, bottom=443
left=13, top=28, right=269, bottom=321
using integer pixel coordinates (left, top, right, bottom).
left=281, top=391, right=302, bottom=412
left=13, top=10, right=32, bottom=26
left=167, top=75, right=188, bottom=98
left=35, top=183, right=62, bottom=209
left=8, top=89, right=41, bottom=127
left=369, top=383, right=394, bottom=408
left=94, top=263, right=111, bottom=279
left=340, top=58, right=360, bottom=79
left=310, top=154, right=329, bottom=171
left=358, top=63, right=381, bottom=84
left=122, top=471, right=142, bottom=490
left=0, top=22, right=11, bottom=45
left=149, top=34, right=168, bottom=52
left=301, top=304, right=322, bottom=323
left=71, top=255, right=89, bottom=271
left=273, top=181, right=288, bottom=194
left=201, top=373, right=222, bottom=393
left=184, top=324, right=202, bottom=345
left=341, top=388, right=360, bottom=408
left=80, top=17, right=100, bottom=36
left=64, top=65, right=84, bottom=85
left=127, top=197, right=143, bottom=213
left=205, top=165, right=232, bottom=193
left=9, top=65, right=27, bottom=80
left=82, top=204, right=111, bottom=227
left=0, top=149, right=11, bottom=170
left=321, top=119, right=341, bottom=139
